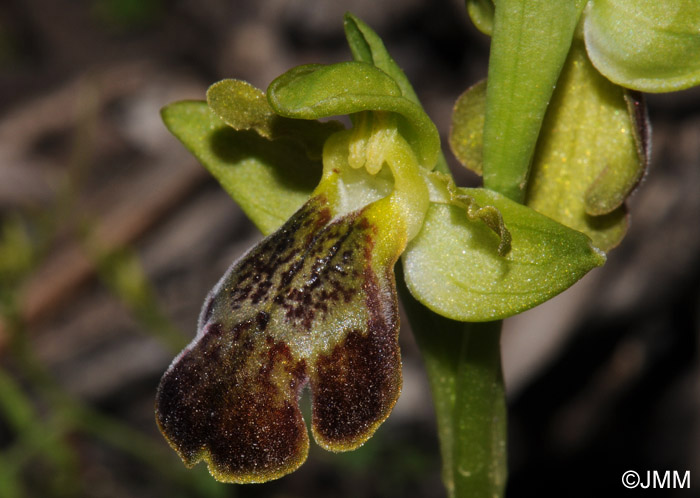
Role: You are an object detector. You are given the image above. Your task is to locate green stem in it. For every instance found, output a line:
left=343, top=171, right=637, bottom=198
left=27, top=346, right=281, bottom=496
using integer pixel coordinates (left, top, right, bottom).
left=398, top=270, right=507, bottom=498
left=415, top=4, right=586, bottom=495
left=482, top=0, right=586, bottom=201
left=452, top=323, right=506, bottom=497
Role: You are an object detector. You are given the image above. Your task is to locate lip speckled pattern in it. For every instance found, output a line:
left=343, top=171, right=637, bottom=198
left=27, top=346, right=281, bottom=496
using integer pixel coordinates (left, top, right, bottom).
left=155, top=194, right=401, bottom=483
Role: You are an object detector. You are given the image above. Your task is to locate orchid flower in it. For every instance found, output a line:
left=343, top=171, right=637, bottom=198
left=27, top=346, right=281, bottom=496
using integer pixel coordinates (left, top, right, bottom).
left=154, top=13, right=605, bottom=484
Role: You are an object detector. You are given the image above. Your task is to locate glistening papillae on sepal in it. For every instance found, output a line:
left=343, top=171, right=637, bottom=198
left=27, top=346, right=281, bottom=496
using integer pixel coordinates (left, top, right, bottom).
left=526, top=40, right=648, bottom=251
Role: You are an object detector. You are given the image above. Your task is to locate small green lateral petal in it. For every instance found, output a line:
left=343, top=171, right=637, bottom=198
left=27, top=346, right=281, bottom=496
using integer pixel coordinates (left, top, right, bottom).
left=155, top=194, right=403, bottom=483
left=161, top=101, right=320, bottom=235
left=207, top=79, right=343, bottom=160
left=584, top=0, right=700, bottom=92
left=402, top=188, right=605, bottom=322
left=584, top=91, right=649, bottom=215
left=449, top=79, right=487, bottom=176
left=267, top=62, right=440, bottom=169
left=466, top=0, right=495, bottom=36
left=526, top=41, right=645, bottom=250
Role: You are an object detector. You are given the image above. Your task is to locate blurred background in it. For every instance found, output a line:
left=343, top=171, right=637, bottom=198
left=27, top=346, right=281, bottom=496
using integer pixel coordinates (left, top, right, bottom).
left=1, top=0, right=698, bottom=497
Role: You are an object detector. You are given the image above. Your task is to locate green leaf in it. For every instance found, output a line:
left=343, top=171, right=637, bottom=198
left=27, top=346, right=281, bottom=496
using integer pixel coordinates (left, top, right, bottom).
left=161, top=101, right=319, bottom=235
left=449, top=79, right=486, bottom=175
left=207, top=79, right=342, bottom=160
left=402, top=187, right=605, bottom=322
left=527, top=41, right=646, bottom=250
left=267, top=62, right=440, bottom=169
left=482, top=0, right=587, bottom=202
left=584, top=0, right=700, bottom=92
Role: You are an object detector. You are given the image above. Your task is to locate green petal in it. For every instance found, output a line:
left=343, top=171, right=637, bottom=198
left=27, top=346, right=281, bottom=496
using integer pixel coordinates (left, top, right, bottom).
left=466, top=0, right=495, bottom=36
left=527, top=41, right=646, bottom=250
left=584, top=0, right=700, bottom=92
left=156, top=193, right=402, bottom=483
left=584, top=91, right=649, bottom=215
left=206, top=79, right=342, bottom=160
left=402, top=188, right=605, bottom=322
left=161, top=101, right=320, bottom=235
left=449, top=79, right=486, bottom=176
left=267, top=62, right=440, bottom=169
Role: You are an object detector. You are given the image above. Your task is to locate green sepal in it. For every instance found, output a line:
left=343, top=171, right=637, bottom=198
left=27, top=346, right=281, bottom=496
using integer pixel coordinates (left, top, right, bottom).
left=161, top=101, right=320, bottom=236
left=343, top=12, right=450, bottom=174
left=402, top=187, right=605, bottom=322
left=267, top=62, right=440, bottom=169
left=584, top=0, right=700, bottom=92
left=527, top=41, right=646, bottom=250
left=343, top=12, right=422, bottom=106
left=206, top=79, right=343, bottom=160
